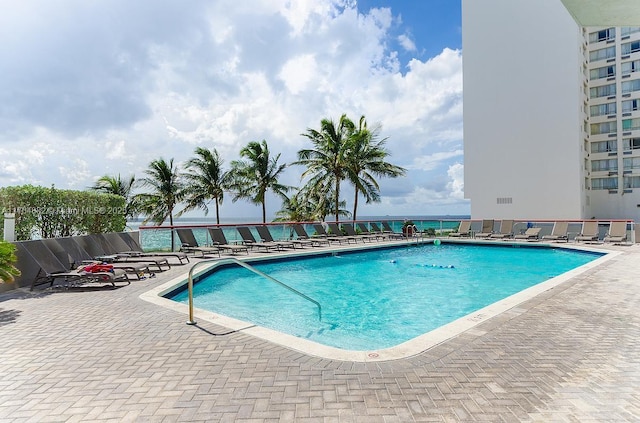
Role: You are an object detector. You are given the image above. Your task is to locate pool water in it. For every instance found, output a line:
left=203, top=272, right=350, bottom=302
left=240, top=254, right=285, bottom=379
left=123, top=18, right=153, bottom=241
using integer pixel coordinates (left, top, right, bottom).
left=169, top=244, right=601, bottom=351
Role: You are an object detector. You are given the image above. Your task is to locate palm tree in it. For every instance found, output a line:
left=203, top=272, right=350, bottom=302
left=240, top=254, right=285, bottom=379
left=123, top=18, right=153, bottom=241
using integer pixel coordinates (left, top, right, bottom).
left=291, top=183, right=351, bottom=222
left=90, top=174, right=138, bottom=219
left=135, top=158, right=183, bottom=250
left=346, top=116, right=406, bottom=221
left=229, top=140, right=290, bottom=223
left=180, top=147, right=228, bottom=224
left=297, top=114, right=355, bottom=222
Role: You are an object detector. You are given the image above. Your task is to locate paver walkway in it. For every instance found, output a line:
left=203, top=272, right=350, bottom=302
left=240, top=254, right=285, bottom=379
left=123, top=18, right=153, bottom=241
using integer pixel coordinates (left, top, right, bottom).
left=1, top=243, right=638, bottom=422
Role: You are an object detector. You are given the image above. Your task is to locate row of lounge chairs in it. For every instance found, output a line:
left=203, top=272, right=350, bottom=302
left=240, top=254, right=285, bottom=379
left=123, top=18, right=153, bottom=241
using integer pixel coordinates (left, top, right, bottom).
left=16, top=232, right=190, bottom=290
left=174, top=222, right=409, bottom=257
left=448, top=219, right=629, bottom=244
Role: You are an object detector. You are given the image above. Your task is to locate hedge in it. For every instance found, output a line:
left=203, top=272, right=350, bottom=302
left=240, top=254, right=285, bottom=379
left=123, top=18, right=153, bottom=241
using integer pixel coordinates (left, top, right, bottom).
left=0, top=185, right=126, bottom=240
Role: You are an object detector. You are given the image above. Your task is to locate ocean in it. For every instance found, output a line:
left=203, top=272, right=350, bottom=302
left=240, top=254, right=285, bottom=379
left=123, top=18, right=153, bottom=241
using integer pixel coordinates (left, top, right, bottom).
left=129, top=215, right=470, bottom=251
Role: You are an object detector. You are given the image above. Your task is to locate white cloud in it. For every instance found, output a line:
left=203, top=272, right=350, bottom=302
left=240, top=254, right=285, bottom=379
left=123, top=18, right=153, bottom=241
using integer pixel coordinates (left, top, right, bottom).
left=447, top=163, right=465, bottom=200
left=278, top=54, right=317, bottom=94
left=58, top=158, right=92, bottom=188
left=105, top=140, right=127, bottom=160
left=0, top=0, right=467, bottom=218
left=408, top=150, right=464, bottom=172
left=398, top=33, right=416, bottom=51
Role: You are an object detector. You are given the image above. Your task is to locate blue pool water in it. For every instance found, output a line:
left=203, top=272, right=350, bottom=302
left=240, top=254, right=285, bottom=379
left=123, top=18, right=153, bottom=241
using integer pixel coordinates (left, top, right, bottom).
left=169, top=244, right=601, bottom=351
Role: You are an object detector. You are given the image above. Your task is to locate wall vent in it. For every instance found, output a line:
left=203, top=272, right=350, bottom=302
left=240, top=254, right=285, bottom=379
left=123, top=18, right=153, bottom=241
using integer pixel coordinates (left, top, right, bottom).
left=496, top=197, right=513, bottom=205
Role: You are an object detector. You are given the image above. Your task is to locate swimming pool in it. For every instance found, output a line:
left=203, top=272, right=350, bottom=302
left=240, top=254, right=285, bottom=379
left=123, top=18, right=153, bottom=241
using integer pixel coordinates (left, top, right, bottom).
left=164, top=243, right=605, bottom=356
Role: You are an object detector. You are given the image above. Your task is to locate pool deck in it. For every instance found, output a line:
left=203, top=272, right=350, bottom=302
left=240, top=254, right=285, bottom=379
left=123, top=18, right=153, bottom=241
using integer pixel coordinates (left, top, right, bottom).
left=1, top=239, right=639, bottom=422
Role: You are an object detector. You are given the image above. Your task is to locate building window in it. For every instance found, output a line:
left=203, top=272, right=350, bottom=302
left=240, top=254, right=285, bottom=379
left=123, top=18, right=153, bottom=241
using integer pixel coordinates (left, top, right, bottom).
left=591, top=121, right=617, bottom=135
left=592, top=177, right=618, bottom=190
left=589, top=46, right=616, bottom=61
left=592, top=159, right=618, bottom=172
left=623, top=175, right=640, bottom=188
left=589, top=83, right=616, bottom=98
left=621, top=27, right=640, bottom=37
left=623, top=157, right=640, bottom=170
left=590, top=102, right=616, bottom=117
left=590, top=65, right=615, bottom=80
left=621, top=41, right=640, bottom=55
left=622, top=118, right=640, bottom=131
left=589, top=28, right=616, bottom=43
left=623, top=137, right=640, bottom=151
left=592, top=140, right=618, bottom=153
left=622, top=99, right=639, bottom=113
left=621, top=79, right=640, bottom=94
left=621, top=59, right=640, bottom=75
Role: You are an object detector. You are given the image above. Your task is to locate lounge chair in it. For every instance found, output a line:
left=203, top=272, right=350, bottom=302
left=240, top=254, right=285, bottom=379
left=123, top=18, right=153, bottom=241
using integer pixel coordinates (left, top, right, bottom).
left=105, top=232, right=189, bottom=264
left=603, top=221, right=628, bottom=244
left=236, top=226, right=282, bottom=252
left=312, top=224, right=346, bottom=244
left=17, top=240, right=129, bottom=290
left=343, top=223, right=377, bottom=242
left=326, top=223, right=359, bottom=244
left=255, top=226, right=304, bottom=249
left=175, top=228, right=221, bottom=257
left=292, top=224, right=330, bottom=246
left=208, top=228, right=250, bottom=255
left=448, top=220, right=471, bottom=238
left=514, top=227, right=541, bottom=241
left=474, top=219, right=494, bottom=238
left=381, top=221, right=406, bottom=238
left=574, top=221, right=600, bottom=243
left=490, top=220, right=514, bottom=239
left=541, top=221, right=569, bottom=242
left=45, top=237, right=150, bottom=280
left=369, top=222, right=395, bottom=239
left=75, top=234, right=171, bottom=271
left=356, top=223, right=386, bottom=241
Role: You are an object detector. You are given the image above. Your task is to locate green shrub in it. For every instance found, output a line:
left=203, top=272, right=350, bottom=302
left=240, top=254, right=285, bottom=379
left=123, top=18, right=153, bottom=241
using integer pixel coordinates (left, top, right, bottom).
left=424, top=228, right=436, bottom=237
left=0, top=241, right=20, bottom=284
left=0, top=185, right=126, bottom=240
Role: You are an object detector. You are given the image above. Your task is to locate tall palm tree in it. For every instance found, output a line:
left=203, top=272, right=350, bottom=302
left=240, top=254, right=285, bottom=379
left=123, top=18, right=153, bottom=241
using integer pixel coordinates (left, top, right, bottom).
left=179, top=147, right=228, bottom=224
left=90, top=174, right=138, bottom=219
left=135, top=158, right=183, bottom=250
left=346, top=116, right=406, bottom=221
left=297, top=114, right=355, bottom=222
left=273, top=191, right=315, bottom=222
left=229, top=140, right=289, bottom=223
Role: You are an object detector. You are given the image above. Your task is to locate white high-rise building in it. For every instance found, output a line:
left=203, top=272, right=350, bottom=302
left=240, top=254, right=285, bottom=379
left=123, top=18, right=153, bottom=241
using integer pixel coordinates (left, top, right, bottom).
left=462, top=0, right=640, bottom=221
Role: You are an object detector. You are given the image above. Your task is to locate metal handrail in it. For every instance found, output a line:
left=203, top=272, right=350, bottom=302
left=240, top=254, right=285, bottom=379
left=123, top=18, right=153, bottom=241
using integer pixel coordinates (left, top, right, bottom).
left=186, top=257, right=322, bottom=325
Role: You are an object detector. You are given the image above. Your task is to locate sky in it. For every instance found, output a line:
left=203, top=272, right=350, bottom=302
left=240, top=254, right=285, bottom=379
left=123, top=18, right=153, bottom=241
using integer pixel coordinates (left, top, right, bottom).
left=0, top=0, right=466, bottom=220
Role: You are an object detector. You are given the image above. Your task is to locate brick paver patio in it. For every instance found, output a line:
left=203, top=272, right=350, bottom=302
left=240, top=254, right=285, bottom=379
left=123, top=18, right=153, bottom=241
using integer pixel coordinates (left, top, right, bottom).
left=1, top=242, right=638, bottom=422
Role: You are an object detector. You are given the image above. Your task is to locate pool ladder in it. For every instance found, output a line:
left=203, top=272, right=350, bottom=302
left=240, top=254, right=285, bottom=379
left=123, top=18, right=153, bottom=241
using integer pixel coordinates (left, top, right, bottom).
left=186, top=257, right=322, bottom=325
left=407, top=225, right=423, bottom=244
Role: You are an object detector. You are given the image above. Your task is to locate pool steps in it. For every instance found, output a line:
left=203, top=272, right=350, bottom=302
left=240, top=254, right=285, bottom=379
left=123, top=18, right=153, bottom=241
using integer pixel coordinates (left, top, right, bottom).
left=186, top=257, right=322, bottom=324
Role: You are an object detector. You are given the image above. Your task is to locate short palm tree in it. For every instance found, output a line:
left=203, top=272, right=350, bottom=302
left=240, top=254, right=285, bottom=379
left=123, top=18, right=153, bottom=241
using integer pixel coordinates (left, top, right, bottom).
left=346, top=116, right=406, bottom=221
left=229, top=140, right=290, bottom=223
left=180, top=147, right=228, bottom=224
left=135, top=158, right=183, bottom=250
left=297, top=114, right=355, bottom=222
left=90, top=174, right=138, bottom=219
left=0, top=241, right=20, bottom=284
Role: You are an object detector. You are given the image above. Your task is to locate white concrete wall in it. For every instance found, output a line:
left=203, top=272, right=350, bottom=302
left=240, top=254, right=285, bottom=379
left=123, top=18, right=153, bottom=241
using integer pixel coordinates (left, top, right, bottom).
left=462, top=0, right=586, bottom=220
left=589, top=190, right=640, bottom=221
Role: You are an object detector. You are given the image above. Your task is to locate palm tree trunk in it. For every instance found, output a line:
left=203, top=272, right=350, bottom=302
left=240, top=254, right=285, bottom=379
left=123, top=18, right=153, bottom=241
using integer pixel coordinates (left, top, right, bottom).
left=262, top=200, right=267, bottom=223
left=353, top=189, right=358, bottom=222
left=215, top=197, right=220, bottom=225
left=169, top=212, right=175, bottom=252
left=335, top=179, right=340, bottom=222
